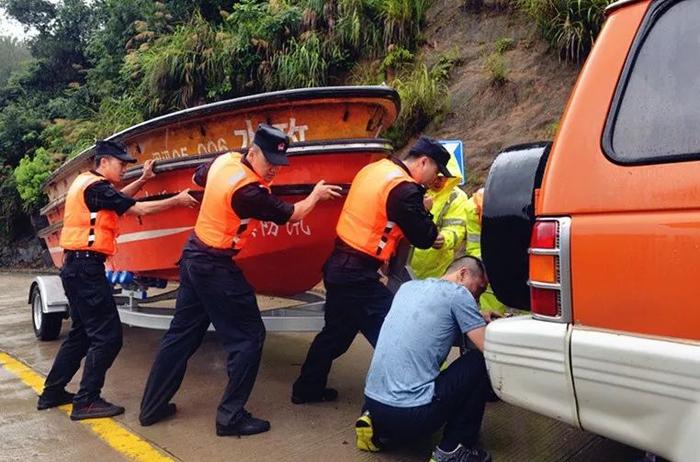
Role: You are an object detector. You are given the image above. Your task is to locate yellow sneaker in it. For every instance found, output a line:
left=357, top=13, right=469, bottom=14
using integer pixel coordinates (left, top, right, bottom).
left=355, top=411, right=382, bottom=452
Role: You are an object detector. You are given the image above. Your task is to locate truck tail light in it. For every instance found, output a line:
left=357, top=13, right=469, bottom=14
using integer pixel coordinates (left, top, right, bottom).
left=528, top=218, right=572, bottom=321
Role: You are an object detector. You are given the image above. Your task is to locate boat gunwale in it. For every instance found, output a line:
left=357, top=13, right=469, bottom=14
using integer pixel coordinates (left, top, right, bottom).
left=121, top=138, right=393, bottom=180
left=42, top=86, right=399, bottom=188
left=36, top=220, right=62, bottom=239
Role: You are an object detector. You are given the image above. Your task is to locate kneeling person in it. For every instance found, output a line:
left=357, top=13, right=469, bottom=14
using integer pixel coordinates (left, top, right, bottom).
left=357, top=256, right=492, bottom=462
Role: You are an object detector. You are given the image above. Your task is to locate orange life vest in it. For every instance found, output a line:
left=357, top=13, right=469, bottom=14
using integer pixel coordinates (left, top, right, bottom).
left=336, top=158, right=416, bottom=262
left=59, top=172, right=119, bottom=256
left=194, top=153, right=270, bottom=250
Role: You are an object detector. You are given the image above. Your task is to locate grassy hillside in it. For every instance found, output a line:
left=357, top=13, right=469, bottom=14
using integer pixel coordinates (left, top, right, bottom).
left=418, top=0, right=581, bottom=190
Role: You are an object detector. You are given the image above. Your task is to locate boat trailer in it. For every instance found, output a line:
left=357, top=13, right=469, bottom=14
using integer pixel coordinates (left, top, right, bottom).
left=29, top=273, right=326, bottom=341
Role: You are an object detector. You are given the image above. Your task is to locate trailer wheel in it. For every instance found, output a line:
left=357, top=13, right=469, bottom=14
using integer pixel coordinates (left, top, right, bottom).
left=31, top=285, right=63, bottom=341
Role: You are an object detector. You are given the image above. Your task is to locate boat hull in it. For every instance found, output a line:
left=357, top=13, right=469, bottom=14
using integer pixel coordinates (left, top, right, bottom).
left=38, top=87, right=399, bottom=296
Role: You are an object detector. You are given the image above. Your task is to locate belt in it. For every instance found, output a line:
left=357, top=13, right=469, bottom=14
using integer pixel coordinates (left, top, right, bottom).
left=63, top=250, right=106, bottom=262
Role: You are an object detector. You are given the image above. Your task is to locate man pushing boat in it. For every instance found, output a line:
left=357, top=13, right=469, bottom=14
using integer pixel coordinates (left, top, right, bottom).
left=37, top=140, right=198, bottom=420
left=139, top=124, right=341, bottom=436
left=291, top=136, right=451, bottom=404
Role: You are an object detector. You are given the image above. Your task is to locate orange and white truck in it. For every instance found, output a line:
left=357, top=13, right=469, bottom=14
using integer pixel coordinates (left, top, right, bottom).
left=481, top=0, right=700, bottom=460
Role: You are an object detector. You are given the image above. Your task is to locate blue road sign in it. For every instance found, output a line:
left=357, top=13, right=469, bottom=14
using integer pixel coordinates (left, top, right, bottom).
left=439, top=140, right=465, bottom=186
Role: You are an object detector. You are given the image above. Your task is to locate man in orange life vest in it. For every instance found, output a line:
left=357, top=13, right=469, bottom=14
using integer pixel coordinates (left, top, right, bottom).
left=292, top=136, right=453, bottom=404
left=139, top=124, right=341, bottom=435
left=37, top=140, right=197, bottom=420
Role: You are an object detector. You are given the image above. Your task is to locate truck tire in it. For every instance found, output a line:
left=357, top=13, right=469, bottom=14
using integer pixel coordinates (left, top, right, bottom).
left=31, top=285, right=63, bottom=341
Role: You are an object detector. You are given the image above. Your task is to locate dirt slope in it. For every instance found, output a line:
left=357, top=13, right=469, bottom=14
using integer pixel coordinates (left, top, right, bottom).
left=420, top=0, right=580, bottom=190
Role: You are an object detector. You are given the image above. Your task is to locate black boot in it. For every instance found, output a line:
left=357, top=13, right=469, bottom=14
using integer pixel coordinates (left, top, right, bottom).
left=291, top=387, right=338, bottom=404
left=216, top=411, right=270, bottom=436
left=37, top=389, right=75, bottom=410
left=70, top=398, right=125, bottom=420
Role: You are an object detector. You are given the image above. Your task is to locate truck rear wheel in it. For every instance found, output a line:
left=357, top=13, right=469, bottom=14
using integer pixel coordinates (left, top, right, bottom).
left=31, top=285, right=63, bottom=341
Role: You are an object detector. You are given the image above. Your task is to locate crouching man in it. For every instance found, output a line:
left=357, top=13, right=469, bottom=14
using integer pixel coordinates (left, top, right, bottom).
left=356, top=256, right=493, bottom=462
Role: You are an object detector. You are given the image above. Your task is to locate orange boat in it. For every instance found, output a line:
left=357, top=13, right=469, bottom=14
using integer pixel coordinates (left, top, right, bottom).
left=37, top=86, right=399, bottom=296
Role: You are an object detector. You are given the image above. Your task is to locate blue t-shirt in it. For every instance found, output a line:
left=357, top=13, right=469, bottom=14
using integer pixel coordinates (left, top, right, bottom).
left=364, top=278, right=486, bottom=408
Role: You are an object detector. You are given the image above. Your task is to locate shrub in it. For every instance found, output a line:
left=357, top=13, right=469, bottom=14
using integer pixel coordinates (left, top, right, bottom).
left=122, top=12, right=228, bottom=115
left=13, top=148, right=58, bottom=211
left=349, top=60, right=383, bottom=85
left=380, top=45, right=414, bottom=80
left=387, top=58, right=453, bottom=146
left=517, top=0, right=612, bottom=62
left=0, top=166, right=28, bottom=242
left=380, top=0, right=432, bottom=50
left=494, top=37, right=515, bottom=54
left=265, top=33, right=331, bottom=90
left=485, top=52, right=508, bottom=86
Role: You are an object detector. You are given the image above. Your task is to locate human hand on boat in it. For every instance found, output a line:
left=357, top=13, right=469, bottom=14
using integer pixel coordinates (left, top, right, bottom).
left=311, top=180, right=343, bottom=201
left=140, top=159, right=156, bottom=181
left=423, top=195, right=433, bottom=211
left=175, top=188, right=199, bottom=208
left=432, top=233, right=445, bottom=249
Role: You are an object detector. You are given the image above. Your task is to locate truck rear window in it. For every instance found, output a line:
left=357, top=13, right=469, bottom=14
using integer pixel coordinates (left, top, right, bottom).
left=607, top=0, right=700, bottom=164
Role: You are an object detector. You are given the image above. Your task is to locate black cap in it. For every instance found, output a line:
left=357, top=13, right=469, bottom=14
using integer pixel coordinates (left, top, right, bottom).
left=408, top=136, right=454, bottom=177
left=252, top=124, right=290, bottom=166
left=95, top=140, right=136, bottom=164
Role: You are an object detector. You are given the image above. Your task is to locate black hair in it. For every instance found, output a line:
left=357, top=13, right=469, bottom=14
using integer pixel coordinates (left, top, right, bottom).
left=447, top=255, right=487, bottom=280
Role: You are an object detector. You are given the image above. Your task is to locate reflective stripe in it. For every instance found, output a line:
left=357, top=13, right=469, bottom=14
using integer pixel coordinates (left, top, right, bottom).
left=468, top=234, right=481, bottom=243
left=89, top=212, right=98, bottom=219
left=88, top=235, right=96, bottom=242
left=240, top=218, right=251, bottom=224
left=386, top=221, right=396, bottom=228
left=442, top=218, right=466, bottom=226
left=227, top=170, right=246, bottom=186
left=378, top=240, right=387, bottom=249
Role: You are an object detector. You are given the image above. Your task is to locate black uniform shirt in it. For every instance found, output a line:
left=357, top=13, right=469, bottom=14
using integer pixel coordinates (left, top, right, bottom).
left=83, top=171, right=136, bottom=216
left=184, top=154, right=294, bottom=259
left=325, top=157, right=438, bottom=283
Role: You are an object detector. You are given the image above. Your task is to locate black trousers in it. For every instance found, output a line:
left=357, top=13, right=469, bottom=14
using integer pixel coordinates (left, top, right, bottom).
left=365, top=350, right=489, bottom=449
left=140, top=255, right=265, bottom=426
left=292, top=277, right=393, bottom=397
left=43, top=257, right=123, bottom=405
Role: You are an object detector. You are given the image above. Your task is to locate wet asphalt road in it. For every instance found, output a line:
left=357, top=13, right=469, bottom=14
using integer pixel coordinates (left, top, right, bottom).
left=0, top=272, right=642, bottom=462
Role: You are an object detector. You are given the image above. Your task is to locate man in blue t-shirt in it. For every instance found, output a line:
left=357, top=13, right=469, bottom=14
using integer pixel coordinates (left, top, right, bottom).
left=357, top=256, right=494, bottom=462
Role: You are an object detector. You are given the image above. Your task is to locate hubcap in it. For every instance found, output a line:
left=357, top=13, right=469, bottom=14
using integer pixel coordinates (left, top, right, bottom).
left=33, top=291, right=42, bottom=330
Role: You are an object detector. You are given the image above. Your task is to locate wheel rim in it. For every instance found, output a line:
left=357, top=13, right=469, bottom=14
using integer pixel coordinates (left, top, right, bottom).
left=32, top=291, right=42, bottom=330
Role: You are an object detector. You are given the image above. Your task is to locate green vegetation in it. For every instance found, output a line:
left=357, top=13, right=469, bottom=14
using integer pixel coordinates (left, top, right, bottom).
left=485, top=52, right=508, bottom=86
left=387, top=52, right=458, bottom=146
left=516, top=0, right=613, bottom=62
left=0, top=36, right=31, bottom=85
left=0, top=0, right=458, bottom=242
left=494, top=37, right=515, bottom=54
left=14, top=147, right=57, bottom=210
left=485, top=38, right=512, bottom=87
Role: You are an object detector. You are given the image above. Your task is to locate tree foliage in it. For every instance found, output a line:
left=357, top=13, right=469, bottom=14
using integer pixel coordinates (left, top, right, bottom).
left=0, top=36, right=31, bottom=86
left=0, top=0, right=453, bottom=243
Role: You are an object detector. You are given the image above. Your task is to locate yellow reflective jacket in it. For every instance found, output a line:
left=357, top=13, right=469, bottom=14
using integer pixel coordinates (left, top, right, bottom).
left=465, top=192, right=482, bottom=259
left=465, top=189, right=507, bottom=314
left=410, top=154, right=468, bottom=279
